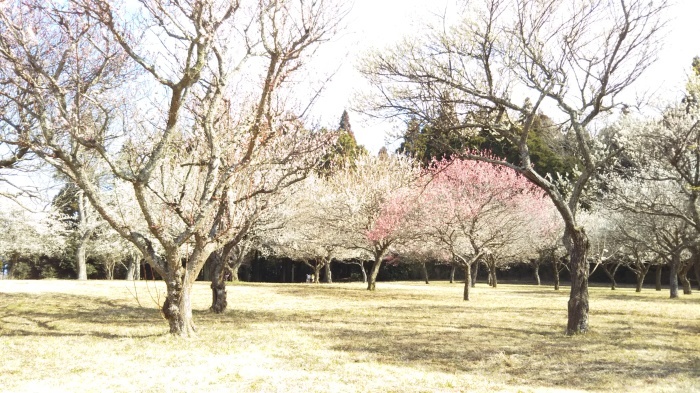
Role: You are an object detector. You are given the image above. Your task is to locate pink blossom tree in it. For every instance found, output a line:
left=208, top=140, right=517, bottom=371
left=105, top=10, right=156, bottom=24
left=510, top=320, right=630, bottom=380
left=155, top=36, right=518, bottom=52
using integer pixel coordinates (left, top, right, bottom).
left=322, top=154, right=422, bottom=291
left=420, top=157, right=554, bottom=300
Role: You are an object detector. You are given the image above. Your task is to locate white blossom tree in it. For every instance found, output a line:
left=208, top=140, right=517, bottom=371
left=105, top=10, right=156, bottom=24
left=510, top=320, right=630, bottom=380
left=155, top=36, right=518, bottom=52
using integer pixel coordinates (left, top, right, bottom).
left=0, top=202, right=67, bottom=278
left=360, top=0, right=668, bottom=334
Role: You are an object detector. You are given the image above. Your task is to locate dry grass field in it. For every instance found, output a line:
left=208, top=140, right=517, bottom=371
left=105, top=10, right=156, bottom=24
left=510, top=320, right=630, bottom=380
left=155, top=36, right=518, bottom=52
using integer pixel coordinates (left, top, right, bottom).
left=0, top=279, right=698, bottom=393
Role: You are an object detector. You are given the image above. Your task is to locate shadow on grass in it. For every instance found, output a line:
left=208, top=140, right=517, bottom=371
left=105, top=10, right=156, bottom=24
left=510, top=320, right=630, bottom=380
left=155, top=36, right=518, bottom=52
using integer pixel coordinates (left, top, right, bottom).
left=314, top=314, right=699, bottom=390
left=265, top=285, right=700, bottom=390
left=0, top=292, right=283, bottom=339
left=0, top=292, right=165, bottom=338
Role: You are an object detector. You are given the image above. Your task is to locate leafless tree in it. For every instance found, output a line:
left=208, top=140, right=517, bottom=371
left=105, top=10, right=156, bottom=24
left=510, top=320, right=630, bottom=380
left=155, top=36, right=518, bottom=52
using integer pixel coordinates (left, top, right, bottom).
left=0, top=0, right=344, bottom=336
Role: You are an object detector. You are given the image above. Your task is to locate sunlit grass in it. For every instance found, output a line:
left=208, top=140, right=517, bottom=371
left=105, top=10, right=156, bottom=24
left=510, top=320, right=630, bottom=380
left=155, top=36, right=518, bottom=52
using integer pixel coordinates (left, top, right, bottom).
left=1, top=280, right=698, bottom=392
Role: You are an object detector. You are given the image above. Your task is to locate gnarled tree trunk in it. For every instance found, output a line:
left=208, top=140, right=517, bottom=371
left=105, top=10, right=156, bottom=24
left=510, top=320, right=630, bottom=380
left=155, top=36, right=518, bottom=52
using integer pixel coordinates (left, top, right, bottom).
left=162, top=266, right=196, bottom=336
left=565, top=228, right=590, bottom=335
left=210, top=250, right=227, bottom=314
left=367, top=256, right=382, bottom=291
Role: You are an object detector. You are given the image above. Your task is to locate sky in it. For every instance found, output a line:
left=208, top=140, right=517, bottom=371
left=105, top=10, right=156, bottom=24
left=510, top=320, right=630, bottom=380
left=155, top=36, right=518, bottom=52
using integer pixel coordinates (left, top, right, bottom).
left=308, top=0, right=700, bottom=154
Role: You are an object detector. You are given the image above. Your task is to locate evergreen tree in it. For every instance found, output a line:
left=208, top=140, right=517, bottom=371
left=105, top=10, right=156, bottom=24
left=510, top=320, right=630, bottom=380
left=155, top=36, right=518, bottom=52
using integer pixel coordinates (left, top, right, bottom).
left=319, top=110, right=368, bottom=173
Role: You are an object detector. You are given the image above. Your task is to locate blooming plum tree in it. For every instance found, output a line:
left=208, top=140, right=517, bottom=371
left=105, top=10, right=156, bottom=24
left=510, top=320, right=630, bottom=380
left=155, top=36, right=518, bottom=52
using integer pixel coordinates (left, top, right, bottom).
left=321, top=154, right=422, bottom=291
left=420, top=157, right=554, bottom=300
left=362, top=0, right=668, bottom=334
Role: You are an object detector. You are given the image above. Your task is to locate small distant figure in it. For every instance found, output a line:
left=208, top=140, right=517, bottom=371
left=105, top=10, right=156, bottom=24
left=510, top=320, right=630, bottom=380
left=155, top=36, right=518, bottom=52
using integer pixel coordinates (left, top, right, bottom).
left=306, top=274, right=311, bottom=283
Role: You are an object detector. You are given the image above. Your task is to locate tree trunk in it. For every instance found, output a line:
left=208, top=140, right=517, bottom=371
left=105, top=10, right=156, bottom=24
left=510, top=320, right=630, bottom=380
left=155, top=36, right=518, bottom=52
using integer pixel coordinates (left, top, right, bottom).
left=449, top=264, right=456, bottom=284
left=678, top=262, right=692, bottom=295
left=601, top=264, right=617, bottom=290
left=565, top=228, right=590, bottom=335
left=553, top=258, right=561, bottom=291
left=471, top=261, right=478, bottom=288
left=487, top=259, right=497, bottom=288
left=106, top=262, right=114, bottom=280
left=76, top=238, right=88, bottom=281
left=367, top=256, right=382, bottom=291
left=533, top=261, right=541, bottom=286
left=634, top=263, right=650, bottom=293
left=8, top=254, right=17, bottom=279
left=126, top=254, right=140, bottom=281
left=421, top=262, right=429, bottom=284
left=669, top=254, right=680, bottom=299
left=463, top=264, right=471, bottom=301
left=693, top=257, right=700, bottom=290
left=655, top=264, right=662, bottom=291
left=210, top=252, right=227, bottom=314
left=313, top=263, right=322, bottom=283
left=162, top=268, right=196, bottom=336
left=324, top=261, right=332, bottom=283
left=357, top=261, right=367, bottom=283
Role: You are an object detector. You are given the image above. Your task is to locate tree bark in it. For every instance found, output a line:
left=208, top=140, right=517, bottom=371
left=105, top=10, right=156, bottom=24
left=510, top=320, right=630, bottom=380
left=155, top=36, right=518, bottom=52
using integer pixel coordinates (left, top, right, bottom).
left=553, top=258, right=561, bottom=291
left=471, top=261, right=478, bottom=288
left=669, top=255, right=680, bottom=299
left=486, top=258, right=497, bottom=288
left=533, top=260, right=541, bottom=286
left=449, top=264, right=456, bottom=284
left=421, top=262, right=429, bottom=284
left=126, top=253, right=140, bottom=281
left=565, top=228, right=590, bottom=335
left=357, top=261, right=367, bottom=283
left=76, top=238, right=88, bottom=281
left=463, top=264, right=471, bottom=300
left=678, top=262, right=692, bottom=295
left=367, top=256, right=382, bottom=291
left=162, top=267, right=196, bottom=336
left=75, top=191, right=94, bottom=281
left=655, top=264, right=663, bottom=291
left=313, top=263, right=322, bottom=283
left=324, top=261, right=332, bottom=283
left=210, top=251, right=227, bottom=314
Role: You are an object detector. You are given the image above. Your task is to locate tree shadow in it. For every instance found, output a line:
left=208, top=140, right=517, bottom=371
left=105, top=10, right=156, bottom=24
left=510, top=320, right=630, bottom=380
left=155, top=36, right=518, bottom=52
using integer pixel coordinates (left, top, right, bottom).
left=0, top=292, right=163, bottom=339
left=283, top=300, right=700, bottom=391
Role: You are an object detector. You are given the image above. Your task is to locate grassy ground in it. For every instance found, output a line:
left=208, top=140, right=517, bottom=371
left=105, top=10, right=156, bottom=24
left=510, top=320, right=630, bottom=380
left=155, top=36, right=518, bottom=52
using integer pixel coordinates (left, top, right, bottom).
left=0, top=280, right=698, bottom=393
